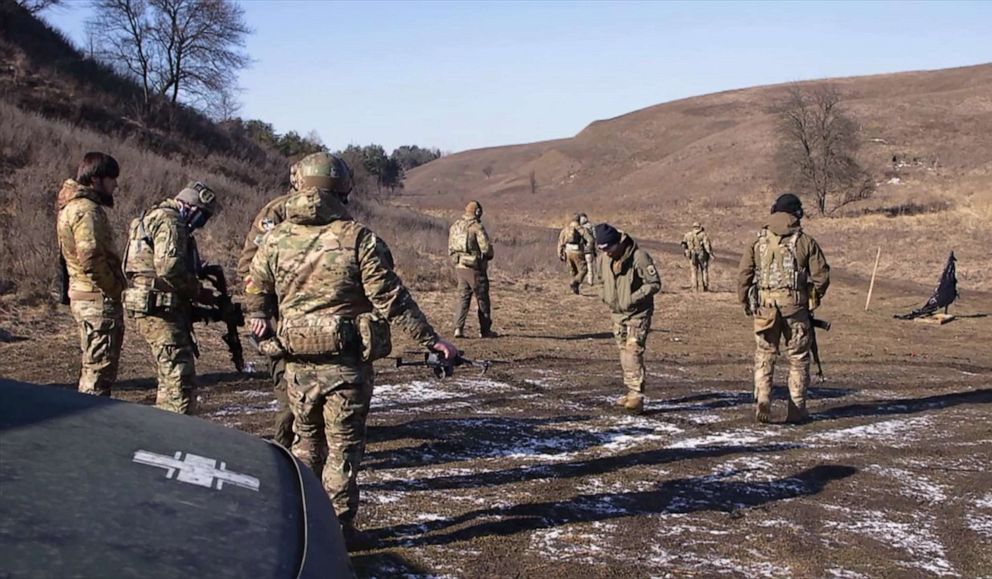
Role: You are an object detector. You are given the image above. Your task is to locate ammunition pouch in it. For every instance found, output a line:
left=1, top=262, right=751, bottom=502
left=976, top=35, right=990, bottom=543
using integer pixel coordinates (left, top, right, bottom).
left=279, top=314, right=356, bottom=357
left=457, top=254, right=479, bottom=269
left=356, top=312, right=392, bottom=362
left=122, top=287, right=181, bottom=315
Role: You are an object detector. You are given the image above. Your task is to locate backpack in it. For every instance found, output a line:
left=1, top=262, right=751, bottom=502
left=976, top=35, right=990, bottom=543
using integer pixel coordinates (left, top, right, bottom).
left=756, top=229, right=803, bottom=291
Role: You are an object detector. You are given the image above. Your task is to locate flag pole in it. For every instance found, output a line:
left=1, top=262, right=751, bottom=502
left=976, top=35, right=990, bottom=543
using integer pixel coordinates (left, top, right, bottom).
left=865, top=247, right=881, bottom=311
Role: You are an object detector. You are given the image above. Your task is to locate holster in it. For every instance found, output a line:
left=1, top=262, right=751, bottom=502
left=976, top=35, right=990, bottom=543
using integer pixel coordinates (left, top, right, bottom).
left=122, top=287, right=181, bottom=315
left=356, top=312, right=392, bottom=362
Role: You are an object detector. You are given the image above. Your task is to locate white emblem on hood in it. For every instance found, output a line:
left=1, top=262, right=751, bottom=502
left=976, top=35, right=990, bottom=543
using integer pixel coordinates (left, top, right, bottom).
left=133, top=450, right=260, bottom=492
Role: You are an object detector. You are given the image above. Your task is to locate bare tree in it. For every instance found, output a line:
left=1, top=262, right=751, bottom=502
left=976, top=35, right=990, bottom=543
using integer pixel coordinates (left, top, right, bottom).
left=16, top=0, right=64, bottom=14
left=89, top=0, right=157, bottom=112
left=150, top=0, right=251, bottom=107
left=529, top=170, right=537, bottom=195
left=482, top=164, right=493, bottom=179
left=87, top=0, right=250, bottom=114
left=776, top=84, right=874, bottom=214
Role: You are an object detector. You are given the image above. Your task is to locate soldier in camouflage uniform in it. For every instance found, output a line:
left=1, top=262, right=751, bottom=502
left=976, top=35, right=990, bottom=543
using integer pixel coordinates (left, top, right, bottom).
left=246, top=152, right=457, bottom=544
left=579, top=213, right=597, bottom=285
left=123, top=182, right=219, bottom=414
left=56, top=152, right=127, bottom=396
left=558, top=214, right=594, bottom=294
left=738, top=193, right=830, bottom=424
left=448, top=200, right=495, bottom=338
left=595, top=223, right=661, bottom=414
left=237, top=163, right=299, bottom=448
left=681, top=222, right=714, bottom=292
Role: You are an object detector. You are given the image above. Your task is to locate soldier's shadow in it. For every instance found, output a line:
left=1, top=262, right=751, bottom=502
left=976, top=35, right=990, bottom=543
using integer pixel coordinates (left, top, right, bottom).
left=812, top=388, right=992, bottom=423
left=366, top=414, right=643, bottom=471
left=369, top=464, right=857, bottom=547
left=366, top=441, right=799, bottom=493
left=642, top=386, right=856, bottom=416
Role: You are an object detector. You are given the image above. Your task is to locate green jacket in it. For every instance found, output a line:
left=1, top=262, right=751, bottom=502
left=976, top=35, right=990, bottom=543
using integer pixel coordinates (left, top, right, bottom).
left=598, top=234, right=661, bottom=322
left=737, top=212, right=830, bottom=316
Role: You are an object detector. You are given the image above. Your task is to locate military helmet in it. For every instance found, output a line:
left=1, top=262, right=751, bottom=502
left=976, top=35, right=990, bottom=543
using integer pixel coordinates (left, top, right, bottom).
left=296, top=153, right=353, bottom=194
left=692, top=222, right=701, bottom=229
left=465, top=200, right=483, bottom=217
left=175, top=181, right=218, bottom=213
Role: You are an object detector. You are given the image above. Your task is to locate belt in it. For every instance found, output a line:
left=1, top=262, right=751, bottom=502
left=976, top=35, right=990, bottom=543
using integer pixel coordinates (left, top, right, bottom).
left=68, top=290, right=106, bottom=302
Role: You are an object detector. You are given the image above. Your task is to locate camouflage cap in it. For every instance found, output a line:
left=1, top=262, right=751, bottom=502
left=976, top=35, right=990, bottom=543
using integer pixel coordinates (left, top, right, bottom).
left=692, top=222, right=701, bottom=229
left=297, top=152, right=353, bottom=194
left=175, top=181, right=217, bottom=212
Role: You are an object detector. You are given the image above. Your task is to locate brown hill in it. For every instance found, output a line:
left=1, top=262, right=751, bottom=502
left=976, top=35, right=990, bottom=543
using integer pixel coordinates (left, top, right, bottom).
left=403, top=64, right=992, bottom=292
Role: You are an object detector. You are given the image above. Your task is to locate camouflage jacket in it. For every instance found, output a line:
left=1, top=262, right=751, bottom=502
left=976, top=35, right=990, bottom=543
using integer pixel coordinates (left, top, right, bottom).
left=247, top=189, right=438, bottom=348
left=55, top=179, right=126, bottom=300
left=237, top=193, right=291, bottom=287
left=448, top=214, right=493, bottom=270
left=123, top=199, right=201, bottom=302
left=681, top=229, right=712, bottom=257
left=558, top=221, right=594, bottom=256
left=598, top=234, right=661, bottom=321
left=737, top=212, right=830, bottom=316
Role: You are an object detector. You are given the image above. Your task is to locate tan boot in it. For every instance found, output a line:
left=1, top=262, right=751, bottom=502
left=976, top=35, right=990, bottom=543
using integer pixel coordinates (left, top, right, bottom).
left=754, top=387, right=772, bottom=423
left=623, top=393, right=644, bottom=414
left=615, top=392, right=630, bottom=407
left=454, top=328, right=464, bottom=338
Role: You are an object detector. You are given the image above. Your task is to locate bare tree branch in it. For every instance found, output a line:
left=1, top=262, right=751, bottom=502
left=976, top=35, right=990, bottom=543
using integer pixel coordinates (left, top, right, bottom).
left=775, top=84, right=874, bottom=215
left=16, top=0, right=63, bottom=14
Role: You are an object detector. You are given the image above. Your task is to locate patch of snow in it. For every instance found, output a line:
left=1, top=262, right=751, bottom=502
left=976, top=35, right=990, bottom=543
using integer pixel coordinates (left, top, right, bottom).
left=808, top=416, right=934, bottom=447
left=823, top=506, right=956, bottom=576
left=669, top=428, right=772, bottom=449
left=207, top=399, right=279, bottom=417
left=966, top=493, right=992, bottom=538
left=866, top=465, right=947, bottom=503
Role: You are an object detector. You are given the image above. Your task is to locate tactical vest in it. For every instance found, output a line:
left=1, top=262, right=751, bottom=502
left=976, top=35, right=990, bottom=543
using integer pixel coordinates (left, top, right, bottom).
left=565, top=225, right=583, bottom=247
left=448, top=217, right=473, bottom=256
left=123, top=205, right=200, bottom=281
left=755, top=229, right=804, bottom=293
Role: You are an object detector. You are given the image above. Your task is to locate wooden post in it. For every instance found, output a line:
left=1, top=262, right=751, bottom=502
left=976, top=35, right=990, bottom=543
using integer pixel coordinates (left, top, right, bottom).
left=865, top=247, right=881, bottom=311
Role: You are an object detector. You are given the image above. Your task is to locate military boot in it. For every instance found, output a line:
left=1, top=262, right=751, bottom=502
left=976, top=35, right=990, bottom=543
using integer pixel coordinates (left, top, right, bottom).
left=480, top=329, right=499, bottom=338
left=570, top=283, right=580, bottom=295
left=341, top=521, right=371, bottom=552
left=454, top=328, right=464, bottom=338
left=786, top=400, right=809, bottom=424
left=754, top=389, right=772, bottom=424
left=618, top=392, right=644, bottom=414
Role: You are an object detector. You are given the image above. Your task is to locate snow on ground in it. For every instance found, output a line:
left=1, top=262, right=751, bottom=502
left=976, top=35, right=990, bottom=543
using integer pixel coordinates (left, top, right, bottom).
left=866, top=465, right=948, bottom=504
left=822, top=505, right=957, bottom=576
left=807, top=416, right=935, bottom=447
left=966, top=493, right=992, bottom=538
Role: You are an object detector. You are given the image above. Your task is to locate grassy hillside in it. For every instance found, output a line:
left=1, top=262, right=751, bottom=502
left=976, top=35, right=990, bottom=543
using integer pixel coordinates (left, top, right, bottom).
left=404, top=64, right=992, bottom=292
left=0, top=3, right=558, bottom=307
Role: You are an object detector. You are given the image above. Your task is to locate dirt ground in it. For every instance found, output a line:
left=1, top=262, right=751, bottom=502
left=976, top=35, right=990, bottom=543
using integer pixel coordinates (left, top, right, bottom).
left=1, top=241, right=990, bottom=578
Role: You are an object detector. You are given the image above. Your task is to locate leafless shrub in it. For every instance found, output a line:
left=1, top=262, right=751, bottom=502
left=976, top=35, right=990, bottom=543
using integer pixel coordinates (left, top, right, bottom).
left=775, top=84, right=875, bottom=215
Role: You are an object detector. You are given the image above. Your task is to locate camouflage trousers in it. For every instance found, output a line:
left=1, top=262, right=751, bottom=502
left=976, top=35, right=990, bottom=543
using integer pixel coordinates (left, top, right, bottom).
left=269, top=356, right=295, bottom=448
left=584, top=253, right=597, bottom=285
left=566, top=251, right=587, bottom=290
left=613, top=314, right=651, bottom=394
left=132, top=313, right=197, bottom=414
left=70, top=298, right=124, bottom=396
left=753, top=307, right=811, bottom=414
left=454, top=267, right=492, bottom=334
left=690, top=253, right=710, bottom=291
left=285, top=359, right=374, bottom=524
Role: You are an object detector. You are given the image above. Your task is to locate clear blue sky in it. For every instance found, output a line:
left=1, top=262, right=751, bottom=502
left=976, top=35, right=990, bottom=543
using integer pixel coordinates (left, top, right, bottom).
left=43, top=0, right=992, bottom=154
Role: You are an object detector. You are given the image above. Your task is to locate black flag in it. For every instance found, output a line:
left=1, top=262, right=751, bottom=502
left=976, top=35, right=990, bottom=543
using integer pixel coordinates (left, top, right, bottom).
left=895, top=251, right=958, bottom=320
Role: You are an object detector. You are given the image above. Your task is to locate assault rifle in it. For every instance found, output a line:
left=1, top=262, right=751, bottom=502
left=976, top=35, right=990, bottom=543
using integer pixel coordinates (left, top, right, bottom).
left=810, top=315, right=830, bottom=381
left=394, top=351, right=494, bottom=379
left=193, top=264, right=246, bottom=373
